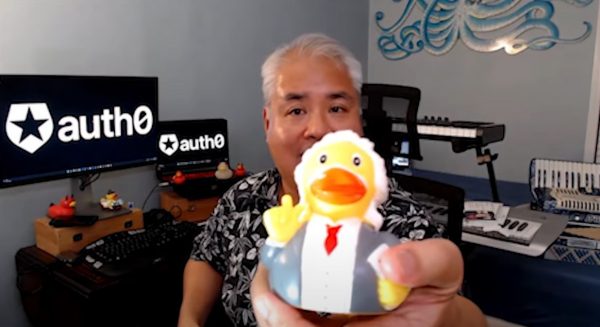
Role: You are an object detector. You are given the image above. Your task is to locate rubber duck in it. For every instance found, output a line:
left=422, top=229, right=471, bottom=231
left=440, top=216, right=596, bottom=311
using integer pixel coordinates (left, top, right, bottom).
left=234, top=163, right=247, bottom=177
left=215, top=162, right=233, bottom=180
left=47, top=195, right=76, bottom=220
left=171, top=170, right=187, bottom=185
left=100, top=190, right=124, bottom=211
left=260, top=130, right=409, bottom=314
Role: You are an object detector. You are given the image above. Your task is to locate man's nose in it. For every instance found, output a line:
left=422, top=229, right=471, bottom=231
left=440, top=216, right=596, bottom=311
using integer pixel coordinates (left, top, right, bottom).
left=304, top=111, right=333, bottom=140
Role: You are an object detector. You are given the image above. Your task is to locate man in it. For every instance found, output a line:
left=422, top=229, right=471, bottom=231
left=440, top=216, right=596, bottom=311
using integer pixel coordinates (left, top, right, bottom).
left=178, top=33, right=486, bottom=327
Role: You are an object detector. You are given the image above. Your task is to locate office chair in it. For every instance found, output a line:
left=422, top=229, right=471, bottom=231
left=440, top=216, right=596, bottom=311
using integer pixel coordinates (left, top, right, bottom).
left=361, top=83, right=422, bottom=163
left=393, top=174, right=464, bottom=246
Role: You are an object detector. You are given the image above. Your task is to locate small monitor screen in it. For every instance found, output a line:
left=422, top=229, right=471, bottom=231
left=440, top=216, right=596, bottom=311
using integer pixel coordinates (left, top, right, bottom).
left=156, top=119, right=229, bottom=178
left=0, top=75, right=158, bottom=188
left=392, top=139, right=410, bottom=171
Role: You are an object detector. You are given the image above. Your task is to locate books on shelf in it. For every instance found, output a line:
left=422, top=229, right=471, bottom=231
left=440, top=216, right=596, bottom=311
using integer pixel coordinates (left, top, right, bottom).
left=554, top=226, right=600, bottom=249
left=545, top=225, right=600, bottom=266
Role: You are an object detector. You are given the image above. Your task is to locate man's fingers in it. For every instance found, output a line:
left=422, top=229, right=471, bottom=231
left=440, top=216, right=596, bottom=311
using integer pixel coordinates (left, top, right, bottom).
left=251, top=263, right=314, bottom=327
left=250, top=263, right=271, bottom=304
left=380, top=238, right=463, bottom=290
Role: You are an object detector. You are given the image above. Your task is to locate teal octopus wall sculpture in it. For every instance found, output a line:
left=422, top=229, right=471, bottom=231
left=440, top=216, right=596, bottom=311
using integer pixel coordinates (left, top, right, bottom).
left=375, top=0, right=593, bottom=60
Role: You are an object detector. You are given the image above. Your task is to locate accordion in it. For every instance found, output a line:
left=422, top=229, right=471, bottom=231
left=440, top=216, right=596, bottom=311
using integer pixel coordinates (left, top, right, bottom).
left=530, top=159, right=600, bottom=224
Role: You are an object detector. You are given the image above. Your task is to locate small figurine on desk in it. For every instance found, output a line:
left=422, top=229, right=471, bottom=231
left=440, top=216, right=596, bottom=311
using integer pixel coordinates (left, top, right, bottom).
left=260, top=130, right=410, bottom=315
left=47, top=195, right=76, bottom=220
left=234, top=163, right=247, bottom=177
left=171, top=170, right=187, bottom=185
left=215, top=161, right=233, bottom=180
left=100, top=190, right=124, bottom=211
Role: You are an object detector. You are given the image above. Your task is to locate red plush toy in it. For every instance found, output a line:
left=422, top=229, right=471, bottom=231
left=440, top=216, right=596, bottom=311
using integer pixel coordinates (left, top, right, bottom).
left=47, top=195, right=76, bottom=220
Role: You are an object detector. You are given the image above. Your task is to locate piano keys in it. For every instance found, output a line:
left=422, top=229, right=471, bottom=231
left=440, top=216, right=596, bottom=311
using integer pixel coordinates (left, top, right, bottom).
left=391, top=116, right=505, bottom=153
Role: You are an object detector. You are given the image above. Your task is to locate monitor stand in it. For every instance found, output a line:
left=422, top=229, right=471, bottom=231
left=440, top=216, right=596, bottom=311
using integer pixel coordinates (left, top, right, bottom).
left=71, top=178, right=131, bottom=220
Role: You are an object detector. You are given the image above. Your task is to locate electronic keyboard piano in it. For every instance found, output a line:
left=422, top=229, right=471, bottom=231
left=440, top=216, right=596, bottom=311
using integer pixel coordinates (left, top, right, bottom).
left=360, top=83, right=505, bottom=202
left=389, top=116, right=505, bottom=202
left=391, top=116, right=505, bottom=153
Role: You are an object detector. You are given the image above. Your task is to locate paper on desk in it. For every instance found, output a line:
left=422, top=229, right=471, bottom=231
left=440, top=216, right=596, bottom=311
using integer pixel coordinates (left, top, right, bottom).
left=463, top=201, right=509, bottom=228
left=464, top=201, right=503, bottom=216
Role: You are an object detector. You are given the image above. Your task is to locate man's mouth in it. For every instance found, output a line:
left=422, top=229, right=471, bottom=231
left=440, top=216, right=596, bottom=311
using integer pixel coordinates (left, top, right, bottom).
left=310, top=168, right=366, bottom=204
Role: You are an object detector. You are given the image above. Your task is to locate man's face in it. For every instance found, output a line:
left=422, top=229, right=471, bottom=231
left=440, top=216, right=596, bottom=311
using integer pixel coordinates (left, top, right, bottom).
left=263, top=53, right=363, bottom=193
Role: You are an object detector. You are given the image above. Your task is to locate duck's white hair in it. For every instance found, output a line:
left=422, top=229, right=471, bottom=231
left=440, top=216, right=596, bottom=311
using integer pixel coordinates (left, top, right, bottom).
left=261, top=33, right=363, bottom=105
left=294, top=130, right=388, bottom=229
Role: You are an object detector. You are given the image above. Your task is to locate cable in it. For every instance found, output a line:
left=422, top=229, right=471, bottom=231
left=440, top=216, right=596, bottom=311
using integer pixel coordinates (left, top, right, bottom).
left=78, top=173, right=101, bottom=191
left=142, top=182, right=170, bottom=212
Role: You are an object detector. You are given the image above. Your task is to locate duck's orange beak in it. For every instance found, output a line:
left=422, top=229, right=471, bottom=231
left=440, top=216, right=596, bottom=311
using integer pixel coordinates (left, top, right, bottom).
left=310, top=168, right=366, bottom=205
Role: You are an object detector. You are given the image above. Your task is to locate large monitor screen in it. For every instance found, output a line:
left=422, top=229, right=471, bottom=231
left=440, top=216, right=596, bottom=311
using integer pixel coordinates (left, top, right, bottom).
left=156, top=119, right=229, bottom=179
left=0, top=75, right=158, bottom=188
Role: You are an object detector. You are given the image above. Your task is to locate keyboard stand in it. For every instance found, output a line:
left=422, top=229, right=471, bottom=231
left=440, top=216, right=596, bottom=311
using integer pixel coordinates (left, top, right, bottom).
left=475, top=146, right=500, bottom=202
left=462, top=204, right=569, bottom=256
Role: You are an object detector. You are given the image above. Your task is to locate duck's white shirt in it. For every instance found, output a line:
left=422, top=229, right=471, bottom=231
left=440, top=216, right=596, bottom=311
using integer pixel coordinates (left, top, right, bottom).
left=300, top=215, right=361, bottom=313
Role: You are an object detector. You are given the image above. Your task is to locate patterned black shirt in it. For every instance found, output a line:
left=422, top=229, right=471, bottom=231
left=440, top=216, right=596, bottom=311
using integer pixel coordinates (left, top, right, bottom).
left=190, top=169, right=441, bottom=326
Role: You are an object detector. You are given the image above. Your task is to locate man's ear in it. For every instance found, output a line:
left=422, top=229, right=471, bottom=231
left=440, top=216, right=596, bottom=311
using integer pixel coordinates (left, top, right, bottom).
left=262, top=107, right=270, bottom=132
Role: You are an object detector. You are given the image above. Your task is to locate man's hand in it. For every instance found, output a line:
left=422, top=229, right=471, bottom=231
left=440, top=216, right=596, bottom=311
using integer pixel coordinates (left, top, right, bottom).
left=250, top=238, right=486, bottom=327
left=344, top=239, right=485, bottom=327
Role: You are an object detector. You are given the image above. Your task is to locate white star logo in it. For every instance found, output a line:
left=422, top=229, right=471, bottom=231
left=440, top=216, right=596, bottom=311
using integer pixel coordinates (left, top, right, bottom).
left=159, top=134, right=179, bottom=156
left=5, top=103, right=54, bottom=154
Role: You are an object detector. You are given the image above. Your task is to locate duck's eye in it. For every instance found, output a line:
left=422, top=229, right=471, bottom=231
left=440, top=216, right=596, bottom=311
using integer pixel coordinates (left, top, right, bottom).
left=353, top=155, right=361, bottom=166
left=320, top=154, right=327, bottom=164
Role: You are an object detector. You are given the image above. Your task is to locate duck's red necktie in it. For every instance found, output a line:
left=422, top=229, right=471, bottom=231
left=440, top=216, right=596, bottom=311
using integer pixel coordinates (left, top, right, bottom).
left=325, top=225, right=342, bottom=255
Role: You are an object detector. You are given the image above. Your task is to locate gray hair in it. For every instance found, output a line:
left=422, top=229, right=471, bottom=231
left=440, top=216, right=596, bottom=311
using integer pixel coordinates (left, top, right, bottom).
left=261, top=33, right=363, bottom=105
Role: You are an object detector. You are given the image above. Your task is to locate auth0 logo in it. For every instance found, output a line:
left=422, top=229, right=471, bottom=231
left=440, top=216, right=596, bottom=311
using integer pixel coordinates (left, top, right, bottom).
left=159, top=132, right=226, bottom=156
left=5, top=103, right=154, bottom=154
left=5, top=103, right=54, bottom=154
left=159, top=134, right=179, bottom=156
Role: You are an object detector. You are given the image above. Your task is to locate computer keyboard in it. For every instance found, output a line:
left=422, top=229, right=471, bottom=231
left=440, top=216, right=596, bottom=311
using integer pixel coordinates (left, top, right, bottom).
left=78, top=219, right=201, bottom=277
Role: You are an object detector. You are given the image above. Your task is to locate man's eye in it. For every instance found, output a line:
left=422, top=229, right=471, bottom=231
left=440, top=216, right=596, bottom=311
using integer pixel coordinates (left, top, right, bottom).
left=289, top=108, right=304, bottom=116
left=330, top=106, right=345, bottom=113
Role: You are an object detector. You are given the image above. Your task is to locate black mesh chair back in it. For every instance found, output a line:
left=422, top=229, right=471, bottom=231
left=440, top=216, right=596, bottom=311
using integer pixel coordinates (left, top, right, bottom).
left=361, top=83, right=423, bottom=166
left=393, top=174, right=464, bottom=246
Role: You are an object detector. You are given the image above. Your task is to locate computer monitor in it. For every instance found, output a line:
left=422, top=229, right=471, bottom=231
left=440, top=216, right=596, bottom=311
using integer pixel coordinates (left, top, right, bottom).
left=156, top=119, right=229, bottom=180
left=0, top=75, right=158, bottom=217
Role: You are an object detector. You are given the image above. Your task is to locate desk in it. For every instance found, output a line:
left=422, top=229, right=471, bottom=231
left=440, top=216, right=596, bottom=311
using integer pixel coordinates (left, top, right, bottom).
left=460, top=207, right=599, bottom=326
left=463, top=245, right=600, bottom=327
left=414, top=169, right=600, bottom=325
left=16, top=245, right=187, bottom=326
left=16, top=244, right=232, bottom=327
